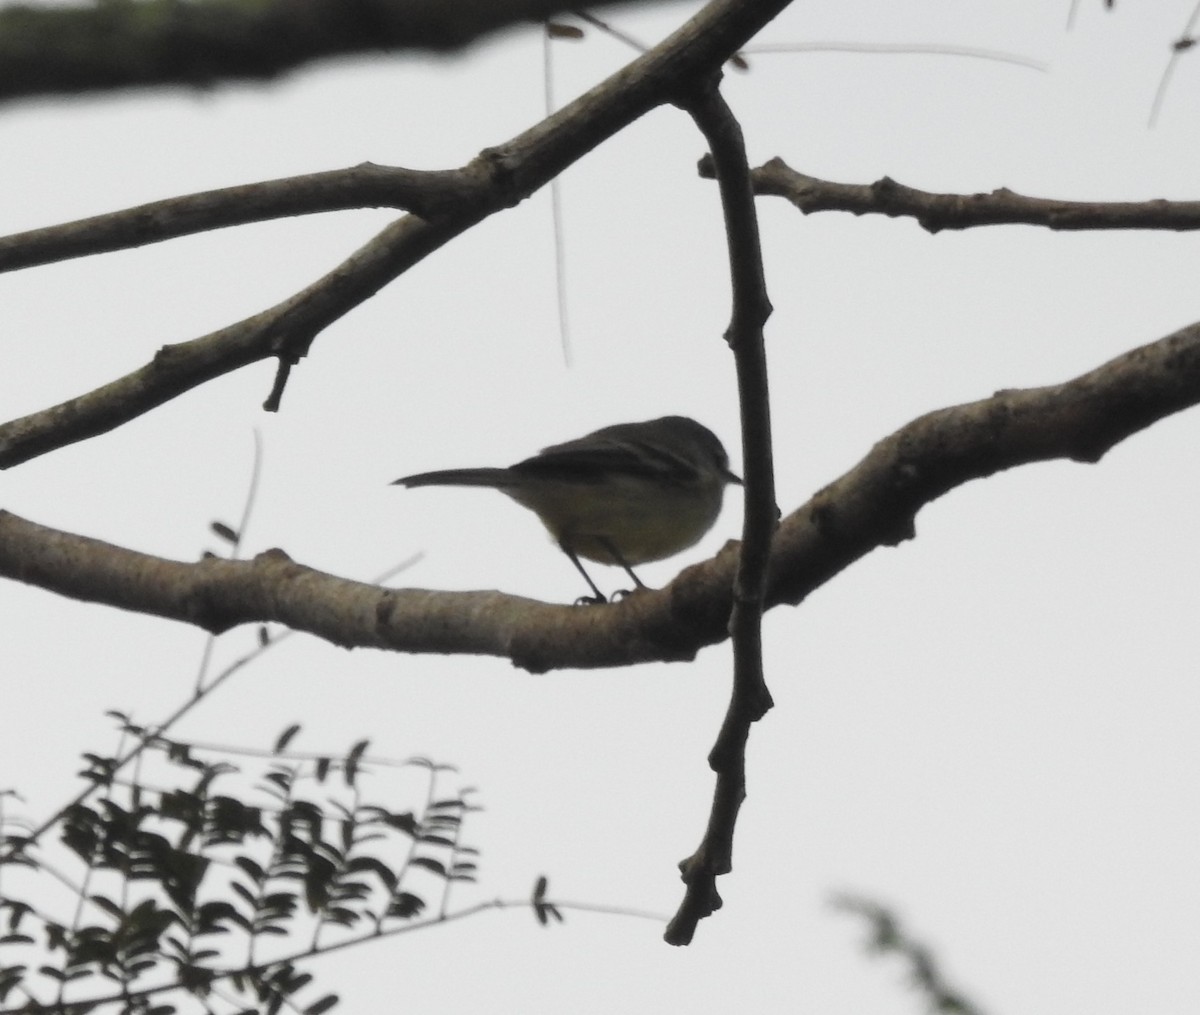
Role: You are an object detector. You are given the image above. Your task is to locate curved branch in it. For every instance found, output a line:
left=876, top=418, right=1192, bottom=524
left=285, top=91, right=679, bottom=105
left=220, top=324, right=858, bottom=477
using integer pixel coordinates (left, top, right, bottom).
left=0, top=0, right=673, bottom=105
left=0, top=0, right=798, bottom=468
left=0, top=164, right=471, bottom=274
left=3, top=319, right=1198, bottom=670
left=765, top=319, right=1200, bottom=607
left=702, top=157, right=1200, bottom=233
left=0, top=517, right=742, bottom=674
left=668, top=80, right=775, bottom=946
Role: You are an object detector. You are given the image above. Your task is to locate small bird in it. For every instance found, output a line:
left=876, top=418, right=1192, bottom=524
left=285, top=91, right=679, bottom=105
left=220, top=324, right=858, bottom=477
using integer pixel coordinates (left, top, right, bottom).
left=392, top=415, right=742, bottom=603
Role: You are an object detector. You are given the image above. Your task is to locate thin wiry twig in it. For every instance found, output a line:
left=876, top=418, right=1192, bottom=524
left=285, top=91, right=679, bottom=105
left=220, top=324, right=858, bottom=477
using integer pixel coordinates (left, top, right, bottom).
left=231, top=429, right=265, bottom=562
left=1148, top=0, right=1200, bottom=126
left=195, top=430, right=265, bottom=694
left=543, top=23, right=573, bottom=366
left=742, top=40, right=1047, bottom=72
left=573, top=10, right=651, bottom=52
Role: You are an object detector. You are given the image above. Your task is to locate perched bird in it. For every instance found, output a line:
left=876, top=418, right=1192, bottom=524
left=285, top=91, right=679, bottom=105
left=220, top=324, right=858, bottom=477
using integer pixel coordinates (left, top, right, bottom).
left=392, top=415, right=742, bottom=603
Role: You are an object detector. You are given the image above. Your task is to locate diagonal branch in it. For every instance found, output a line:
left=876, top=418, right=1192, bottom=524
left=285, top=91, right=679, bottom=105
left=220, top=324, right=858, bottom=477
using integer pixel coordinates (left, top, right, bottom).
left=764, top=319, right=1200, bottom=608
left=0, top=211, right=482, bottom=466
left=4, top=320, right=1198, bottom=678
left=0, top=0, right=799, bottom=470
left=0, top=164, right=472, bottom=275
left=702, top=157, right=1200, bottom=233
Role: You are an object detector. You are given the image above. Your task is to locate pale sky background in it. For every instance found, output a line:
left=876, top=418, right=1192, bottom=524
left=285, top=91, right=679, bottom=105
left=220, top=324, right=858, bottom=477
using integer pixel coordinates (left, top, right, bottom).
left=2, top=1, right=1200, bottom=1012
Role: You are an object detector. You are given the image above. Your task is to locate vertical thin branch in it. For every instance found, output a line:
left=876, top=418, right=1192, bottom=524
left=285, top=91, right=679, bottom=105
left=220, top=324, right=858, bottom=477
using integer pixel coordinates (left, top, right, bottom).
left=666, top=76, right=776, bottom=946
left=543, top=22, right=573, bottom=366
left=195, top=430, right=264, bottom=694
left=1148, top=0, right=1200, bottom=126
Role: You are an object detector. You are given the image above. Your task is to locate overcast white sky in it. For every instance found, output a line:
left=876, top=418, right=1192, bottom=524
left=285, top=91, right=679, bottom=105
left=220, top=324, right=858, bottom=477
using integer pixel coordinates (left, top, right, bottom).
left=3, top=1, right=1200, bottom=1012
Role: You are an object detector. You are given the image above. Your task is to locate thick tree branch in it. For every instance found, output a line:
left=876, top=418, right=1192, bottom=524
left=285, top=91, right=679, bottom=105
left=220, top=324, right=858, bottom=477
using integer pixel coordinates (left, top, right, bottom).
left=699, top=156, right=1200, bottom=233
left=667, top=80, right=775, bottom=946
left=0, top=0, right=798, bottom=468
left=0, top=0, right=681, bottom=105
left=0, top=518, right=741, bottom=674
left=764, top=319, right=1200, bottom=608
left=4, top=322, right=1197, bottom=674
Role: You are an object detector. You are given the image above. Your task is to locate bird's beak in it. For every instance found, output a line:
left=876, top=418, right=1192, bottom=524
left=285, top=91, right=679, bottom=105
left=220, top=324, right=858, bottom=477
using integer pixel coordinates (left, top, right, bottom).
left=726, top=469, right=743, bottom=485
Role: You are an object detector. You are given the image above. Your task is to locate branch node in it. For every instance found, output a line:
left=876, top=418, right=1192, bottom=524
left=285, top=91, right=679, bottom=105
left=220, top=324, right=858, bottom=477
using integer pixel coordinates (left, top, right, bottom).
left=262, top=355, right=296, bottom=413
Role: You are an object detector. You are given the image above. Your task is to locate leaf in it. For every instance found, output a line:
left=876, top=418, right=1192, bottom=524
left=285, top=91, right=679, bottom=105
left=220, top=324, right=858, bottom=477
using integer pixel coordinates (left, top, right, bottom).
left=235, top=856, right=265, bottom=881
left=324, top=906, right=361, bottom=927
left=428, top=798, right=467, bottom=811
left=211, top=521, right=238, bottom=542
left=230, top=882, right=257, bottom=908
left=258, top=891, right=299, bottom=917
left=262, top=769, right=293, bottom=793
left=0, top=965, right=28, bottom=1003
left=3, top=901, right=32, bottom=932
left=386, top=892, right=425, bottom=919
left=274, top=724, right=302, bottom=754
left=533, top=899, right=564, bottom=927
left=546, top=21, right=584, bottom=39
left=305, top=994, right=340, bottom=1015
left=88, top=894, right=124, bottom=918
left=383, top=811, right=420, bottom=837
left=408, top=856, right=447, bottom=877
left=343, top=739, right=370, bottom=787
left=532, top=876, right=549, bottom=903
left=197, top=900, right=249, bottom=934
left=289, top=972, right=315, bottom=994
left=346, top=856, right=398, bottom=891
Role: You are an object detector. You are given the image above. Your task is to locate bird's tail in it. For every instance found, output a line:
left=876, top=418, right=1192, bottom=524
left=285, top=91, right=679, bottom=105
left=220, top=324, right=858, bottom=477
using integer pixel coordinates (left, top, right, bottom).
left=392, top=467, right=514, bottom=489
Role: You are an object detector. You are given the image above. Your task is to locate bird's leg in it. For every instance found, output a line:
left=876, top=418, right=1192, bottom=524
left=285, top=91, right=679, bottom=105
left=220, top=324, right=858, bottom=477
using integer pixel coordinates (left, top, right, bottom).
left=598, top=537, right=646, bottom=600
left=558, top=540, right=608, bottom=605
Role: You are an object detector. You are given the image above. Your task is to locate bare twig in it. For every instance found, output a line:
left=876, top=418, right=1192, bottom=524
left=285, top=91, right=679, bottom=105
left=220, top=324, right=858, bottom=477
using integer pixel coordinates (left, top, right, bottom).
left=743, top=40, right=1046, bottom=72
left=1148, top=0, right=1200, bottom=126
left=710, top=158, right=1200, bottom=233
left=666, top=78, right=775, bottom=946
